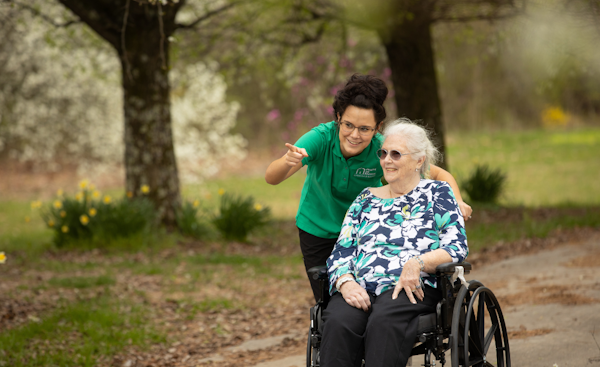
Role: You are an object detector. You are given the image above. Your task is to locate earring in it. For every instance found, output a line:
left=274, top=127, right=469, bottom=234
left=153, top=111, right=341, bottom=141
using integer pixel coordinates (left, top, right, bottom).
left=415, top=168, right=419, bottom=172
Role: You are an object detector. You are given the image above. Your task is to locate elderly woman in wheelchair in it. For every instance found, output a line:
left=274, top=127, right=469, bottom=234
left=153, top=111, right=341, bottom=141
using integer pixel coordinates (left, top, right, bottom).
left=319, top=118, right=471, bottom=367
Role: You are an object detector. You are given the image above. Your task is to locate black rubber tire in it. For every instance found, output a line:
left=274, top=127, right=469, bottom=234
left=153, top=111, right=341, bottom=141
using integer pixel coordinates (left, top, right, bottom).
left=451, top=281, right=511, bottom=367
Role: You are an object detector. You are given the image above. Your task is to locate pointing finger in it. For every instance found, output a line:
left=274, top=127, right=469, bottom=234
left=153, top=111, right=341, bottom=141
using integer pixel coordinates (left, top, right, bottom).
left=285, top=143, right=308, bottom=157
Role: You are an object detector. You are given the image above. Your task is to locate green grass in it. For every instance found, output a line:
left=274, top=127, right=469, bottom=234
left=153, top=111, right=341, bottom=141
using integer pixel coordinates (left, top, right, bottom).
left=182, top=170, right=306, bottom=220
left=466, top=205, right=600, bottom=252
left=446, top=127, right=600, bottom=207
left=0, top=200, right=54, bottom=255
left=0, top=297, right=165, bottom=367
left=48, top=275, right=116, bottom=289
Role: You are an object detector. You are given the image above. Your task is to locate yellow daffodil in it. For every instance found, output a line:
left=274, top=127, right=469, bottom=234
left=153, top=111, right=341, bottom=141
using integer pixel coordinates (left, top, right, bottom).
left=126, top=191, right=133, bottom=198
left=141, top=185, right=150, bottom=194
left=103, top=195, right=112, bottom=204
left=79, top=179, right=89, bottom=190
left=53, top=200, right=63, bottom=209
left=92, top=190, right=101, bottom=199
left=0, top=252, right=6, bottom=264
left=193, top=200, right=200, bottom=208
left=30, top=201, right=42, bottom=209
left=57, top=189, right=64, bottom=197
left=48, top=220, right=55, bottom=227
left=89, top=208, right=97, bottom=217
left=60, top=210, right=67, bottom=218
left=61, top=225, right=69, bottom=233
left=25, top=216, right=31, bottom=223
left=218, top=188, right=225, bottom=196
left=80, top=215, right=89, bottom=225
left=75, top=192, right=84, bottom=201
left=254, top=203, right=263, bottom=211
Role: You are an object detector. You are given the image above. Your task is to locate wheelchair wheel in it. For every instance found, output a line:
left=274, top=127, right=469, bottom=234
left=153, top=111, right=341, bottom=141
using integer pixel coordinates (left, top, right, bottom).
left=451, top=281, right=510, bottom=367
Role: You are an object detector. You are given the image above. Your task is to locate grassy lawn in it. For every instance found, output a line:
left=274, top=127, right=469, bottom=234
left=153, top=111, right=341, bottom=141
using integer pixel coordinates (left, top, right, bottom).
left=447, top=128, right=600, bottom=207
left=1, top=127, right=599, bottom=365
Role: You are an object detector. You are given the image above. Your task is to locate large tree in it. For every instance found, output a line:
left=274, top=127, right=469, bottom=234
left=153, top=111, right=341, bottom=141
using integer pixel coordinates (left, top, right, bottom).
left=341, top=0, right=520, bottom=169
left=37, top=0, right=235, bottom=226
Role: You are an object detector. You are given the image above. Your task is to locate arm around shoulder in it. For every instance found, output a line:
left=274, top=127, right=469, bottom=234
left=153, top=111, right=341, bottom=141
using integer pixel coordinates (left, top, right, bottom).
left=429, top=164, right=472, bottom=221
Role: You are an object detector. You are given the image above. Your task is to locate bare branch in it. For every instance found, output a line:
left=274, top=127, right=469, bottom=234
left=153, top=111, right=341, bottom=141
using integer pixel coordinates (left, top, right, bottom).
left=175, top=2, right=238, bottom=30
left=121, top=0, right=133, bottom=82
left=2, top=0, right=81, bottom=27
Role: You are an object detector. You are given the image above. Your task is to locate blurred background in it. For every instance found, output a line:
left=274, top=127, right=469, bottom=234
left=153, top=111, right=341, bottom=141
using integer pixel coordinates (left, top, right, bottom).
left=1, top=1, right=600, bottom=365
left=1, top=0, right=599, bottom=214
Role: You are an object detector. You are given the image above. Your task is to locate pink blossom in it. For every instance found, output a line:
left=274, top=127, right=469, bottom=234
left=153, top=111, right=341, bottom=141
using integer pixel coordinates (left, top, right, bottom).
left=294, top=110, right=304, bottom=121
left=266, top=109, right=281, bottom=121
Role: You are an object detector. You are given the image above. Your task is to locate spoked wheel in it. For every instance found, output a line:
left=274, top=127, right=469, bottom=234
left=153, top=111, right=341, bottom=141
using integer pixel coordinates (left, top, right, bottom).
left=306, top=326, right=317, bottom=367
left=451, top=281, right=511, bottom=367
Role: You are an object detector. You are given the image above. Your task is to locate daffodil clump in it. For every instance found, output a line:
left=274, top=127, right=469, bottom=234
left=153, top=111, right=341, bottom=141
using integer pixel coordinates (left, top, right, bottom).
left=39, top=180, right=157, bottom=247
left=175, top=199, right=211, bottom=240
left=212, top=191, right=271, bottom=242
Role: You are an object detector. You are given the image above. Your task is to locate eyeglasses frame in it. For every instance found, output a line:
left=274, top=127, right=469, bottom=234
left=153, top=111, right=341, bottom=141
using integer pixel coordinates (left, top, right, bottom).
left=376, top=148, right=421, bottom=161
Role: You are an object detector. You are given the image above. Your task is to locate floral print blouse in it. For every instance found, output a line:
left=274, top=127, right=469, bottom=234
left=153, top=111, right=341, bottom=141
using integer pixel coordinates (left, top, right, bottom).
left=327, top=180, right=468, bottom=296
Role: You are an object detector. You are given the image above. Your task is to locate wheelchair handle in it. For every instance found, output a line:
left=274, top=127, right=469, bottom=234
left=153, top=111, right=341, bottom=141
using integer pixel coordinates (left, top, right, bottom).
left=307, top=265, right=328, bottom=280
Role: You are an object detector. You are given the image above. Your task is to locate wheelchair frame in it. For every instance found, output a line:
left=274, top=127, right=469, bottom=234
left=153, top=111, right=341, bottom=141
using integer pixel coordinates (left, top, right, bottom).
left=307, top=263, right=511, bottom=367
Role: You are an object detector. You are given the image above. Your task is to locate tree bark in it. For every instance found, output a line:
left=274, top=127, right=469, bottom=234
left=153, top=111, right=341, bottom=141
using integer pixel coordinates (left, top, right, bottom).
left=57, top=0, right=182, bottom=227
left=378, top=19, right=448, bottom=169
left=120, top=3, right=181, bottom=228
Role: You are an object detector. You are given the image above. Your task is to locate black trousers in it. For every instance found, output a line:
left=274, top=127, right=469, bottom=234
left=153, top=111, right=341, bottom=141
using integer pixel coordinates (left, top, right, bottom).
left=320, top=286, right=442, bottom=367
left=298, top=227, right=337, bottom=303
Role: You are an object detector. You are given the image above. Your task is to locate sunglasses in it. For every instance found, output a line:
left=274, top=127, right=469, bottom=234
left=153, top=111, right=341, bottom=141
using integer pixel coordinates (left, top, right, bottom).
left=376, top=148, right=419, bottom=161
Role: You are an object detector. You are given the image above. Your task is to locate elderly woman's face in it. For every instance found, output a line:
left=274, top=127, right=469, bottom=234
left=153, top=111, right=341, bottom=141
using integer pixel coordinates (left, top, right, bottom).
left=380, top=135, right=422, bottom=184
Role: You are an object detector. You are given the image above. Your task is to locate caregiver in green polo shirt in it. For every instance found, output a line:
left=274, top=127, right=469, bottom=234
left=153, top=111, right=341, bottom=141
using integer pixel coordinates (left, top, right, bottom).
left=265, top=74, right=472, bottom=301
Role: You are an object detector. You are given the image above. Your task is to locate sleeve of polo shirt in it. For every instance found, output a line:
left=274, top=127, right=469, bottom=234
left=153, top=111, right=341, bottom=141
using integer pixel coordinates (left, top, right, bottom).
left=432, top=182, right=469, bottom=263
left=326, top=192, right=366, bottom=295
left=294, top=126, right=326, bottom=166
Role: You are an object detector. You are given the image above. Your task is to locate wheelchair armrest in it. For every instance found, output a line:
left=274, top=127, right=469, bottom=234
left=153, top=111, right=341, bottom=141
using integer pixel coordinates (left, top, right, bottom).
left=307, top=265, right=328, bottom=280
left=435, top=262, right=471, bottom=275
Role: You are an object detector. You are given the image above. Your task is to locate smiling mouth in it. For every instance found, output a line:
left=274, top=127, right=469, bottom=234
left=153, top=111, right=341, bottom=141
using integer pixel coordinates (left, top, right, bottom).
left=347, top=139, right=361, bottom=146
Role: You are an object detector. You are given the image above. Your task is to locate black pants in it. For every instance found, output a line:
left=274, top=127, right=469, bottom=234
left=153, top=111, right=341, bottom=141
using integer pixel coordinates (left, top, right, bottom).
left=320, top=286, right=442, bottom=367
left=298, top=227, right=337, bottom=303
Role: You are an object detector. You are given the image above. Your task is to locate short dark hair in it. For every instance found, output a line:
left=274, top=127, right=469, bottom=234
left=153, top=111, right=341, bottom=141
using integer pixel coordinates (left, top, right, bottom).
left=332, top=74, right=388, bottom=127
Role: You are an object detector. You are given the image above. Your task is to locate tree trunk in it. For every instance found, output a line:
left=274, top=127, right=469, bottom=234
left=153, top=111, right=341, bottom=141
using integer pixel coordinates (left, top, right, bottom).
left=378, top=20, right=448, bottom=170
left=119, top=5, right=180, bottom=228
left=56, top=0, right=182, bottom=227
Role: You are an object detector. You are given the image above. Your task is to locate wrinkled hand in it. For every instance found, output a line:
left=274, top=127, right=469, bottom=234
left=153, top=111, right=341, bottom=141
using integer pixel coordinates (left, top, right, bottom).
left=340, top=280, right=371, bottom=311
left=392, top=258, right=424, bottom=304
left=458, top=201, right=472, bottom=222
left=284, top=143, right=308, bottom=167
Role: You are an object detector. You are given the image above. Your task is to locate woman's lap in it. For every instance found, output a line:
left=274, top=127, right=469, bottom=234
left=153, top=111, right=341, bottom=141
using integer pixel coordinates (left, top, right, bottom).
left=321, top=287, right=442, bottom=367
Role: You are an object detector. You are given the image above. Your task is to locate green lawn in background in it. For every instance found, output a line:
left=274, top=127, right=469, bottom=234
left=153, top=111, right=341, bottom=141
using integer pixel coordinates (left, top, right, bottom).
left=446, top=128, right=600, bottom=207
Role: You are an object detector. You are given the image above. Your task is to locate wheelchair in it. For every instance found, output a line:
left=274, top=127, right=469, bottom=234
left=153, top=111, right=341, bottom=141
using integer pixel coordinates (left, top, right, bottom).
left=307, top=263, right=510, bottom=367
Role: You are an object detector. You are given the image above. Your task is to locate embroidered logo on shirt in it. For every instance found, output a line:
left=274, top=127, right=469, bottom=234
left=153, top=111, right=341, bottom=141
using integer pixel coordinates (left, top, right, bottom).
left=354, top=168, right=377, bottom=178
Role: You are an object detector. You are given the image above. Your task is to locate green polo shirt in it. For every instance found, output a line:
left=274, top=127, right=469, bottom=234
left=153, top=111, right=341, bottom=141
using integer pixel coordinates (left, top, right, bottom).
left=295, top=121, right=384, bottom=238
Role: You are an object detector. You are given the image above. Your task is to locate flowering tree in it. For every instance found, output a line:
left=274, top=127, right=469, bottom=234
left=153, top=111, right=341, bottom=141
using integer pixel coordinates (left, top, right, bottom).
left=0, top=0, right=241, bottom=227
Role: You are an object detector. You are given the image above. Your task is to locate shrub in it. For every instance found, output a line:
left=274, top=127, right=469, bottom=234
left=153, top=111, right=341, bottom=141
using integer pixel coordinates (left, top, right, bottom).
left=212, top=193, right=270, bottom=242
left=176, top=200, right=212, bottom=239
left=40, top=182, right=157, bottom=247
left=461, top=164, right=507, bottom=204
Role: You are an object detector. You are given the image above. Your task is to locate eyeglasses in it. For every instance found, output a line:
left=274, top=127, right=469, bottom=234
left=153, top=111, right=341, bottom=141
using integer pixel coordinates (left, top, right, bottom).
left=376, top=148, right=420, bottom=161
left=340, top=122, right=376, bottom=136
